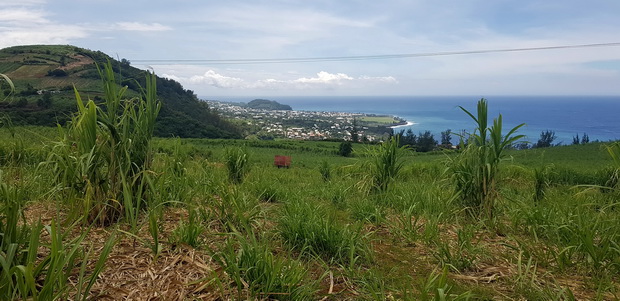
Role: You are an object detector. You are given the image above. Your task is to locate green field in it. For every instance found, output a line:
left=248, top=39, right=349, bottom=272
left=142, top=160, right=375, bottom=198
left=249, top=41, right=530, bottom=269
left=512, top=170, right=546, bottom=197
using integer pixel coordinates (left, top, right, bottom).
left=1, top=124, right=619, bottom=300
left=359, top=115, right=400, bottom=124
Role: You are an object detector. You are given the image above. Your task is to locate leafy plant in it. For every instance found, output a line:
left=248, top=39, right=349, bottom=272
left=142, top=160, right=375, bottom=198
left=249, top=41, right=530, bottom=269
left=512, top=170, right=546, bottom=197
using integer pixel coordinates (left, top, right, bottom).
left=449, top=98, right=525, bottom=218
left=606, top=142, right=620, bottom=190
left=392, top=204, right=423, bottom=244
left=0, top=218, right=115, bottom=300
left=0, top=73, right=15, bottom=102
left=211, top=185, right=260, bottom=232
left=349, top=197, right=385, bottom=223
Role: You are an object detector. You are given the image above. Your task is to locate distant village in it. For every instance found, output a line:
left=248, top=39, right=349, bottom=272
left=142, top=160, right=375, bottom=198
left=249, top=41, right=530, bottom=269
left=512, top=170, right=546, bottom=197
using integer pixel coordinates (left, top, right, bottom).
left=207, top=100, right=405, bottom=141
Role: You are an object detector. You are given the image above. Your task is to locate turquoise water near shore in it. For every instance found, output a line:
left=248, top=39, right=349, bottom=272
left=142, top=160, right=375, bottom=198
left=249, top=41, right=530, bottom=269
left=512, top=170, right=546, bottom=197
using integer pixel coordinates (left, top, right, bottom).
left=212, top=95, right=620, bottom=144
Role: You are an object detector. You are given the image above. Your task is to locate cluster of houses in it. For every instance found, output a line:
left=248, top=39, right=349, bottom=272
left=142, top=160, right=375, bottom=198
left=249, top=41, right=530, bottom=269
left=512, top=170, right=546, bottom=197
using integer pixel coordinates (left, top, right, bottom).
left=207, top=101, right=380, bottom=141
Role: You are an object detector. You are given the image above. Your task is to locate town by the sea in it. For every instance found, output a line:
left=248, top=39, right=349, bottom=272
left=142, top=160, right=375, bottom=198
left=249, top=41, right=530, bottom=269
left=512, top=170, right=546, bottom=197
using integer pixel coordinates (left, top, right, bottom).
left=211, top=95, right=620, bottom=144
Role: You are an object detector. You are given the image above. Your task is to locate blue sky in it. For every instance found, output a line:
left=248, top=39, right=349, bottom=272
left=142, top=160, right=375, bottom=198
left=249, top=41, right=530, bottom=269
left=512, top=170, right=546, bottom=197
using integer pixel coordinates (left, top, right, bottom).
left=1, top=0, right=620, bottom=97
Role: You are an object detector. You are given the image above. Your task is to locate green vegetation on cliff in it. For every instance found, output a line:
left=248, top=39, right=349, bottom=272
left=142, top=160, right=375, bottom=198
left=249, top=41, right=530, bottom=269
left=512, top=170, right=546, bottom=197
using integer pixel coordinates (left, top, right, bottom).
left=0, top=45, right=241, bottom=138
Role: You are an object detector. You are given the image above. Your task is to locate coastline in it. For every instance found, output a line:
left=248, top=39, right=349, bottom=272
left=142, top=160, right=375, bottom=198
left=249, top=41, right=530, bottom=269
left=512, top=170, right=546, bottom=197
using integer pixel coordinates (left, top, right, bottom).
left=390, top=121, right=416, bottom=129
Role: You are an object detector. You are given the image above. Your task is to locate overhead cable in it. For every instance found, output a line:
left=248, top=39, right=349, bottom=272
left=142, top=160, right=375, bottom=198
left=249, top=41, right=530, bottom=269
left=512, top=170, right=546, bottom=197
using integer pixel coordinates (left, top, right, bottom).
left=131, top=42, right=620, bottom=65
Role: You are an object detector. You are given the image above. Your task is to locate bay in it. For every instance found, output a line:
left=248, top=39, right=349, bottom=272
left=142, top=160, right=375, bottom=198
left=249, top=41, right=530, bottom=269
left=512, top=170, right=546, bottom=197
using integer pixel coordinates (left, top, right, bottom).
left=211, top=95, right=620, bottom=144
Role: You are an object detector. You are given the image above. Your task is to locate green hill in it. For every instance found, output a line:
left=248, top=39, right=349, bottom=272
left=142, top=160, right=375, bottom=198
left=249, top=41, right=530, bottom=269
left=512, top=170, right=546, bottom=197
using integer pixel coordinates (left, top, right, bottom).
left=246, top=99, right=292, bottom=110
left=0, top=45, right=241, bottom=138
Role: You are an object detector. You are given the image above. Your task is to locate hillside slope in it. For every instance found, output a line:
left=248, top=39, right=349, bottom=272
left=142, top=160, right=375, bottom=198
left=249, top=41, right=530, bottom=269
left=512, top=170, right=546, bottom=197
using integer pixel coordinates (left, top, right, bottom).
left=0, top=45, right=241, bottom=138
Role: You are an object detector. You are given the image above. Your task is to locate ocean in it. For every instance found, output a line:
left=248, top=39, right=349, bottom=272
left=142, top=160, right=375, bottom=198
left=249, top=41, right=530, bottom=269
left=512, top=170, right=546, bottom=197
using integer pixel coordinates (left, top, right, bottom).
left=212, top=96, right=620, bottom=144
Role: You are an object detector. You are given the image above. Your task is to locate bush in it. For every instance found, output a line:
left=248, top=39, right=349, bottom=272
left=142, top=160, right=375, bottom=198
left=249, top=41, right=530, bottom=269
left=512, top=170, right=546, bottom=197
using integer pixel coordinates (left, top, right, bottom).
left=37, top=93, right=52, bottom=108
left=338, top=141, right=353, bottom=157
left=47, top=69, right=67, bottom=77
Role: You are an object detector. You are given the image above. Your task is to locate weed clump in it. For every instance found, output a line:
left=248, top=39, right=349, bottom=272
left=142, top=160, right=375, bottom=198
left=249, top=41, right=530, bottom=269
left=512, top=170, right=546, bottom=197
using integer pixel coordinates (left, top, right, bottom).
left=278, top=201, right=370, bottom=265
left=213, top=233, right=316, bottom=300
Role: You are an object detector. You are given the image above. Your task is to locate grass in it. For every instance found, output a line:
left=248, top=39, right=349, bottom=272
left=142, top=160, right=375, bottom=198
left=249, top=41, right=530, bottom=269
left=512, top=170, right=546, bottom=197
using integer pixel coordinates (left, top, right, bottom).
left=212, top=232, right=316, bottom=300
left=2, top=96, right=620, bottom=298
left=224, top=146, right=250, bottom=184
left=278, top=200, right=371, bottom=266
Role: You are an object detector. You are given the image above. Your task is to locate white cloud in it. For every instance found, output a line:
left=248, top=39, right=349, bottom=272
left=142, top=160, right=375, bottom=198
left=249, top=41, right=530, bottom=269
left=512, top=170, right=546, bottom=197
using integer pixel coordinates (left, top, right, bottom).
left=165, top=70, right=397, bottom=91
left=187, top=70, right=247, bottom=89
left=1, top=0, right=45, bottom=7
left=0, top=4, right=171, bottom=51
left=358, top=75, right=398, bottom=84
left=293, top=71, right=353, bottom=85
left=0, top=25, right=87, bottom=49
left=0, top=8, right=47, bottom=23
left=0, top=5, right=87, bottom=49
left=114, top=22, right=171, bottom=32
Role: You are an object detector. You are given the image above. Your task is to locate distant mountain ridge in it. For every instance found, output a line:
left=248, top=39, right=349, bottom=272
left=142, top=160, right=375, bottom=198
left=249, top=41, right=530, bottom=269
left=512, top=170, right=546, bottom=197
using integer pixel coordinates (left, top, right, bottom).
left=0, top=45, right=241, bottom=138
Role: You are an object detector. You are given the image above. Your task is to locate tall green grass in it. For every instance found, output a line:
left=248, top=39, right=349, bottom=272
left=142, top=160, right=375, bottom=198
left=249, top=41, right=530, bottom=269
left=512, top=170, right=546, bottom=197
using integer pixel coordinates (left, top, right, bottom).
left=210, top=185, right=260, bottom=232
left=0, top=171, right=115, bottom=299
left=224, top=147, right=250, bottom=184
left=212, top=232, right=316, bottom=300
left=46, top=61, right=160, bottom=225
left=278, top=200, right=370, bottom=266
left=367, top=136, right=406, bottom=193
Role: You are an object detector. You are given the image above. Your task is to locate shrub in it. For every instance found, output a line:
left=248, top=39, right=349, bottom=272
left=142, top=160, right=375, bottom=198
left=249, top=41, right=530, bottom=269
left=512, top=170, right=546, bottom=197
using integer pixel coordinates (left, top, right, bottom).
left=338, top=141, right=353, bottom=157
left=47, top=69, right=67, bottom=77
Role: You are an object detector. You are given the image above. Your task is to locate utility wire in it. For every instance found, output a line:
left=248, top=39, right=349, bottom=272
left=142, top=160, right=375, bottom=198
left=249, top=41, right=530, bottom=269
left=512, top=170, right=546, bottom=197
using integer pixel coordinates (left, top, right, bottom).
left=131, top=42, right=620, bottom=65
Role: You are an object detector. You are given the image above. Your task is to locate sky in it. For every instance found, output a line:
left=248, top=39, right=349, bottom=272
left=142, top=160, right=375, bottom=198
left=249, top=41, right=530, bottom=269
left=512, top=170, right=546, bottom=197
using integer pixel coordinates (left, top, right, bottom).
left=1, top=0, right=620, bottom=97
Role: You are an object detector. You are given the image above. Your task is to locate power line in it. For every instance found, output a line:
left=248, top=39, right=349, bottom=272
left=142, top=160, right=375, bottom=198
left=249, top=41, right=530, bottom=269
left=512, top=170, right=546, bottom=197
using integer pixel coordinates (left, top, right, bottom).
left=131, top=42, right=620, bottom=65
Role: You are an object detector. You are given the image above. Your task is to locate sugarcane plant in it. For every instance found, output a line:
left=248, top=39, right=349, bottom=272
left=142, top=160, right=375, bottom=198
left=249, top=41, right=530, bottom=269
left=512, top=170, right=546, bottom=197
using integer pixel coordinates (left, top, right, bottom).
left=368, top=136, right=406, bottom=193
left=449, top=98, right=525, bottom=218
left=47, top=61, right=160, bottom=226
